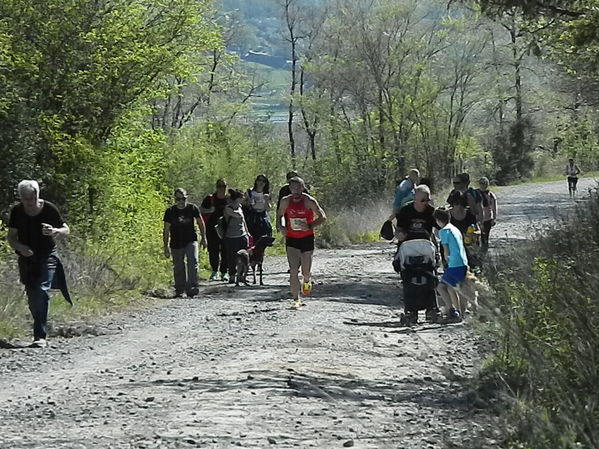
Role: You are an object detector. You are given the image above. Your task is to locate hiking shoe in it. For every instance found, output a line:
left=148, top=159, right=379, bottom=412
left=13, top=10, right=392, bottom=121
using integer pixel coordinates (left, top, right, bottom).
left=400, top=311, right=418, bottom=326
left=442, top=308, right=462, bottom=324
left=302, top=281, right=312, bottom=296
left=293, top=299, right=303, bottom=309
left=186, top=288, right=199, bottom=298
left=31, top=339, right=48, bottom=348
left=209, top=271, right=218, bottom=281
left=221, top=273, right=229, bottom=282
left=228, top=276, right=236, bottom=285
left=174, top=291, right=184, bottom=298
left=425, top=308, right=441, bottom=323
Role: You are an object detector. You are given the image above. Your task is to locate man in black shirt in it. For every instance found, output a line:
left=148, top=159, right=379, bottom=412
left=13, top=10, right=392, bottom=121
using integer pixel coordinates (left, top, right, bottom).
left=7, top=180, right=70, bottom=348
left=395, top=185, right=438, bottom=242
left=163, top=188, right=207, bottom=297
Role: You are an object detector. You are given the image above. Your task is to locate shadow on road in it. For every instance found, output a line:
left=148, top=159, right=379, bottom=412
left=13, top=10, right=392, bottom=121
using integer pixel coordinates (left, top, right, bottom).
left=124, top=368, right=470, bottom=410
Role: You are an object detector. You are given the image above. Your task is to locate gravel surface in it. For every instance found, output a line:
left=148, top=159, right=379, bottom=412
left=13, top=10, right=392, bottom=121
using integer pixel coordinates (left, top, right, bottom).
left=0, top=177, right=596, bottom=449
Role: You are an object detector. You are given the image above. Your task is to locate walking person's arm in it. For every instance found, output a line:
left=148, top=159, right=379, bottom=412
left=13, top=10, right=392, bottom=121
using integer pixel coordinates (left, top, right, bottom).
left=163, top=223, right=171, bottom=258
left=491, top=193, right=498, bottom=226
left=307, top=198, right=327, bottom=229
left=41, top=222, right=69, bottom=237
left=195, top=216, right=207, bottom=248
left=276, top=197, right=289, bottom=237
left=7, top=228, right=34, bottom=257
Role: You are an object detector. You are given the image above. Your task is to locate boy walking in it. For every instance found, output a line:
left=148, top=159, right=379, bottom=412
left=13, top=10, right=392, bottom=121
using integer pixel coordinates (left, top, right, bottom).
left=433, top=207, right=469, bottom=323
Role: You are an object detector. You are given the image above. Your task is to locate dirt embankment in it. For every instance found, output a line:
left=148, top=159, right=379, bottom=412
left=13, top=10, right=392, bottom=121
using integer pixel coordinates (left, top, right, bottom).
left=0, top=177, right=596, bottom=449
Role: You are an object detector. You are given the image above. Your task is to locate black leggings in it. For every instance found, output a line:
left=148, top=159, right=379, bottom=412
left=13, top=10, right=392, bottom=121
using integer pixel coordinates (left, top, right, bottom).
left=206, top=226, right=227, bottom=273
left=224, top=235, right=249, bottom=276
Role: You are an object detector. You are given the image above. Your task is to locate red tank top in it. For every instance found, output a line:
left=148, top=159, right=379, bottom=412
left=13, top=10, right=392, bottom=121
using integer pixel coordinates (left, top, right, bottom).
left=285, top=194, right=315, bottom=239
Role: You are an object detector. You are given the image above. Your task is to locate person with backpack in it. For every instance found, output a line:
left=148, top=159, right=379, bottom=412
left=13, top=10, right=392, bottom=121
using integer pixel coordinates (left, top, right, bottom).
left=448, top=173, right=483, bottom=226
left=163, top=188, right=207, bottom=298
left=392, top=169, right=420, bottom=215
left=244, top=174, right=273, bottom=242
left=477, top=177, right=498, bottom=252
left=200, top=178, right=229, bottom=281
left=223, top=189, right=250, bottom=284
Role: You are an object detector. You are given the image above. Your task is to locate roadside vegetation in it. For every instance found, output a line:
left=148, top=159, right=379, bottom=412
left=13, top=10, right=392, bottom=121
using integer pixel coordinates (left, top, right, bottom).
left=480, top=186, right=599, bottom=449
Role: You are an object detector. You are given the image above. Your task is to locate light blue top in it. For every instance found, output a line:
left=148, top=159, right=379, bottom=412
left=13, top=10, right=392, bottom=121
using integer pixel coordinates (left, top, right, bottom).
left=393, top=178, right=414, bottom=211
left=439, top=223, right=468, bottom=268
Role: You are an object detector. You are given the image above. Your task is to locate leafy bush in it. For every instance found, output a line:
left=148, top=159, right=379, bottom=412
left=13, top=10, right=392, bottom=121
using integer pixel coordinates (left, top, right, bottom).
left=484, top=186, right=599, bottom=449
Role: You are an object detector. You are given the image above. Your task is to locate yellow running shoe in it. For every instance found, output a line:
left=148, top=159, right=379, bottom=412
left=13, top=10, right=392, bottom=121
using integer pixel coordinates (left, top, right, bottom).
left=293, top=299, right=303, bottom=309
left=302, top=281, right=312, bottom=296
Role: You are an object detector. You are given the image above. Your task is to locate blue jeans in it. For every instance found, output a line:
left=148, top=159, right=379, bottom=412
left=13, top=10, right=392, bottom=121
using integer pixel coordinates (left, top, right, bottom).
left=19, top=253, right=57, bottom=340
left=171, top=241, right=199, bottom=295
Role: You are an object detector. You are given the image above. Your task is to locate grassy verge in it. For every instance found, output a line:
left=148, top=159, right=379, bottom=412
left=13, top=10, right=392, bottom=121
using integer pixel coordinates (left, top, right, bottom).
left=479, top=187, right=599, bottom=448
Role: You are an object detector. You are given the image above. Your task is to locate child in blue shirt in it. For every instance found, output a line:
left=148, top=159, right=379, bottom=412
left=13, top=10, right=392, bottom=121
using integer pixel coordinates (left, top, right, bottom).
left=433, top=207, right=469, bottom=323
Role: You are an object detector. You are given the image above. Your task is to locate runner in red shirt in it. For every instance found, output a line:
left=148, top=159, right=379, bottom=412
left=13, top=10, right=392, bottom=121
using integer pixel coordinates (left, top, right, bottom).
left=277, top=177, right=327, bottom=308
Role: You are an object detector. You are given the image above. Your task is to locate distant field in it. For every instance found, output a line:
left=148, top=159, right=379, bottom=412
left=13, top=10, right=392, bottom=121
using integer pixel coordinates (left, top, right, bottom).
left=242, top=61, right=290, bottom=116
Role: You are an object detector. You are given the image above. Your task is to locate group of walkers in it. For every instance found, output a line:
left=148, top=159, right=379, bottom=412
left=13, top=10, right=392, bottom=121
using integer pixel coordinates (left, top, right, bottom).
left=6, top=172, right=326, bottom=346
left=161, top=172, right=325, bottom=308
left=4, top=157, right=584, bottom=346
left=389, top=168, right=498, bottom=324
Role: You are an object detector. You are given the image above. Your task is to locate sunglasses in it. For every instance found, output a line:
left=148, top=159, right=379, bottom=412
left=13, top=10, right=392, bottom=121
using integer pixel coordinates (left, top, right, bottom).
left=256, top=178, right=266, bottom=182
left=175, top=196, right=187, bottom=201
left=216, top=184, right=226, bottom=188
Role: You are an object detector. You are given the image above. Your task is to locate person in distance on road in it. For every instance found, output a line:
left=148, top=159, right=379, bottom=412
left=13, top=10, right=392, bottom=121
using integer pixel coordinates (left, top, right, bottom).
left=277, top=177, right=327, bottom=309
left=564, top=157, right=582, bottom=199
left=7, top=180, right=72, bottom=348
left=476, top=177, right=498, bottom=252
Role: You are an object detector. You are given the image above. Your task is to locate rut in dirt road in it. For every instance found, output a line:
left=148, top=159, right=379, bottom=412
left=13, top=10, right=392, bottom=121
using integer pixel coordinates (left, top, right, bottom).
left=0, top=178, right=596, bottom=449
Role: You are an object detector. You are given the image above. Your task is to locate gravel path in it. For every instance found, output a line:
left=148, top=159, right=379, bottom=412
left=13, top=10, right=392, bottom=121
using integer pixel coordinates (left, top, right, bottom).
left=0, top=177, right=596, bottom=449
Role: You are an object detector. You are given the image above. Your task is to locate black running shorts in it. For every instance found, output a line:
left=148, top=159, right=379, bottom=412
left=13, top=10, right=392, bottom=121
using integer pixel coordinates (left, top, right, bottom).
left=286, top=235, right=315, bottom=253
left=567, top=176, right=578, bottom=188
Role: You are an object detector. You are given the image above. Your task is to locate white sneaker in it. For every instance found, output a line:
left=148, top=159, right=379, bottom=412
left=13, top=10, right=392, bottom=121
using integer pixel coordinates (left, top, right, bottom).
left=209, top=271, right=218, bottom=281
left=31, top=339, right=48, bottom=348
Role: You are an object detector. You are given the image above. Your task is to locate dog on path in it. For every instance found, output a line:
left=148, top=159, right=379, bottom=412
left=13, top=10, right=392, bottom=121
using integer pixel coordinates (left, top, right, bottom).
left=236, top=235, right=276, bottom=286
left=456, top=270, right=491, bottom=316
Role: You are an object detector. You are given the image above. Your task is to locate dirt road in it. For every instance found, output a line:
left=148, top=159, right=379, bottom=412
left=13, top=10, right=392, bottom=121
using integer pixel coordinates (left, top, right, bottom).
left=0, top=178, right=596, bottom=449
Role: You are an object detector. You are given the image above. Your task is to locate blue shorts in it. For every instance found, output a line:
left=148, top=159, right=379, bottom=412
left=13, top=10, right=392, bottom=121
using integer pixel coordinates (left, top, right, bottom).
left=441, top=266, right=467, bottom=287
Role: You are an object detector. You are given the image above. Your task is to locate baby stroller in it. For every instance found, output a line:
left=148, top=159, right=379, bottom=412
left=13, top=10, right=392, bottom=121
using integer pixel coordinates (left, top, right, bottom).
left=393, top=239, right=440, bottom=325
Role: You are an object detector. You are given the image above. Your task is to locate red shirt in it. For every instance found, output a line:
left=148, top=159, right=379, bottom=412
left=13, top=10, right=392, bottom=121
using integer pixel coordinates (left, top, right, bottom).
left=284, top=194, right=315, bottom=239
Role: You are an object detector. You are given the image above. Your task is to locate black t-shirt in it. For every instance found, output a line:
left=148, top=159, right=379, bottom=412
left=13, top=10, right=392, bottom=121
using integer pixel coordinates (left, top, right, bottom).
left=163, top=204, right=201, bottom=249
left=450, top=210, right=477, bottom=235
left=200, top=194, right=228, bottom=227
left=396, top=202, right=437, bottom=239
left=8, top=201, right=64, bottom=256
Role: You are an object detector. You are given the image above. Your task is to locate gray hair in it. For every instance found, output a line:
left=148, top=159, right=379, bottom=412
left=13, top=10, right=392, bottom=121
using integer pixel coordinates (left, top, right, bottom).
left=408, top=168, right=420, bottom=177
left=18, top=180, right=40, bottom=196
left=414, top=185, right=431, bottom=198
left=289, top=176, right=305, bottom=188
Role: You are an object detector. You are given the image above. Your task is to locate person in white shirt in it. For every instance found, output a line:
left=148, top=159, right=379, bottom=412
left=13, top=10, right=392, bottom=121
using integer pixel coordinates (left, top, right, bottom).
left=564, top=158, right=582, bottom=198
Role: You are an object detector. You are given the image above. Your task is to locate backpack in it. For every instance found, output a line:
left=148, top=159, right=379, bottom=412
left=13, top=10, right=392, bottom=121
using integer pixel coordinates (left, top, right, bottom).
left=467, top=187, right=482, bottom=204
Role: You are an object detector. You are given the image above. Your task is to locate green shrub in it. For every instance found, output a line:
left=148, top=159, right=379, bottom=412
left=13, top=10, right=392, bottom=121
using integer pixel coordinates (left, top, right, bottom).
left=484, top=186, right=599, bottom=449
